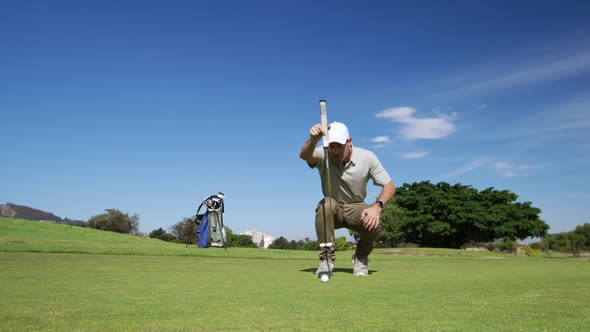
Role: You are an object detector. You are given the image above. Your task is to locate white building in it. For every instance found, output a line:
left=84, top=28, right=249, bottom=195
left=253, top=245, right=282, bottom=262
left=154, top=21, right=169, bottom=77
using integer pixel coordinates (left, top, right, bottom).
left=242, top=230, right=274, bottom=249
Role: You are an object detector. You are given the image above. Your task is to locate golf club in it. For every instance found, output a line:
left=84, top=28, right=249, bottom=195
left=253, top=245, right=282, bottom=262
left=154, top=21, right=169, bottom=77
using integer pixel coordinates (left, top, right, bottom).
left=319, top=99, right=334, bottom=279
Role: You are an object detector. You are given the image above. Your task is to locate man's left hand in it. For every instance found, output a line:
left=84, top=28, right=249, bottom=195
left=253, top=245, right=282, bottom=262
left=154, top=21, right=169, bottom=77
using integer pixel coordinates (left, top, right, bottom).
left=361, top=205, right=381, bottom=232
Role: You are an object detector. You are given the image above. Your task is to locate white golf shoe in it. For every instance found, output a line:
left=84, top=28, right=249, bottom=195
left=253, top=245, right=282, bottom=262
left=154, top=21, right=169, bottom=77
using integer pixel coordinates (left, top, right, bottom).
left=352, top=255, right=369, bottom=276
left=315, top=260, right=334, bottom=278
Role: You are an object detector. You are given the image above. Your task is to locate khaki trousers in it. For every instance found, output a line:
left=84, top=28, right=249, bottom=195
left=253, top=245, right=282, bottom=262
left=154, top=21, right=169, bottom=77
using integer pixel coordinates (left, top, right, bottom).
left=315, top=197, right=381, bottom=261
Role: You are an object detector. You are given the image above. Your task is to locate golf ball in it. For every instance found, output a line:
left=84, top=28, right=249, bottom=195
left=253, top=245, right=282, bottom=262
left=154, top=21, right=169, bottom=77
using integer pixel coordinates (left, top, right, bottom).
left=321, top=275, right=330, bottom=283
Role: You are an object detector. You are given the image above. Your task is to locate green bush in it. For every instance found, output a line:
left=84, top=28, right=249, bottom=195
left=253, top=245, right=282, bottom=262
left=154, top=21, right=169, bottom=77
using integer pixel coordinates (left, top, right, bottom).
left=335, top=236, right=352, bottom=251
left=523, top=246, right=540, bottom=257
left=303, top=240, right=319, bottom=251
left=149, top=227, right=177, bottom=242
left=494, top=239, right=517, bottom=254
left=85, top=209, right=139, bottom=234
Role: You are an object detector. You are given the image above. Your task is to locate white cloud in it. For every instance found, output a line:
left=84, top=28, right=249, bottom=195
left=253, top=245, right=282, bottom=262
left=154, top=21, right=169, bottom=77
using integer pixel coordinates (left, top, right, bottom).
left=437, top=52, right=590, bottom=100
left=481, top=53, right=590, bottom=91
left=376, top=107, right=458, bottom=140
left=443, top=158, right=537, bottom=179
left=371, top=136, right=391, bottom=143
left=446, top=157, right=493, bottom=178
left=541, top=99, right=590, bottom=133
left=493, top=162, right=536, bottom=177
left=471, top=97, right=590, bottom=145
left=401, top=152, right=429, bottom=159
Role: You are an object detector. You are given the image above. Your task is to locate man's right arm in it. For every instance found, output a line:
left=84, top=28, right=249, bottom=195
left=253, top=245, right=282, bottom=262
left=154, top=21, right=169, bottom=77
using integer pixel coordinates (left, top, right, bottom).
left=299, top=138, right=320, bottom=164
left=299, top=124, right=325, bottom=164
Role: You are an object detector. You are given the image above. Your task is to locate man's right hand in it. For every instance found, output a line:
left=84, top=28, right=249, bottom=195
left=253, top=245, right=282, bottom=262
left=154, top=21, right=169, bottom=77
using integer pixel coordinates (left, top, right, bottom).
left=309, top=123, right=327, bottom=141
left=300, top=124, right=328, bottom=163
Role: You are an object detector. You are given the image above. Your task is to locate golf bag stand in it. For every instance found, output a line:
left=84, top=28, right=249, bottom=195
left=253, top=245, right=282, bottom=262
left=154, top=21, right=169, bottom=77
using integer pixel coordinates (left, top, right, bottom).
left=187, top=192, right=226, bottom=249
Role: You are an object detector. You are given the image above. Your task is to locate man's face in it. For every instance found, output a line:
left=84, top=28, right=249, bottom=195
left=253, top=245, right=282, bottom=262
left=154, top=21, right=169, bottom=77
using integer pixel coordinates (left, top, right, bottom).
left=328, top=139, right=350, bottom=164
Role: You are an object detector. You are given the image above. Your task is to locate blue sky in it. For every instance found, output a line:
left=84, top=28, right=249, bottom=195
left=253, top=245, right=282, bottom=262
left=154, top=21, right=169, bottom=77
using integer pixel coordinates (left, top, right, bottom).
left=1, top=1, right=589, bottom=241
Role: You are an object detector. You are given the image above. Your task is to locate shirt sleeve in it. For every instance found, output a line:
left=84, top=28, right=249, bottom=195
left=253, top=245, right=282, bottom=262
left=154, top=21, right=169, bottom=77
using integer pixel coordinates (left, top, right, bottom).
left=307, top=147, right=324, bottom=169
left=368, top=151, right=391, bottom=186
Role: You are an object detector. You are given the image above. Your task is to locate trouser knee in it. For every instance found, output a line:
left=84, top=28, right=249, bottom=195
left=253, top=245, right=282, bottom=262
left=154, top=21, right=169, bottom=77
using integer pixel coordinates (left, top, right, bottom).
left=355, top=226, right=382, bottom=257
left=317, top=197, right=337, bottom=214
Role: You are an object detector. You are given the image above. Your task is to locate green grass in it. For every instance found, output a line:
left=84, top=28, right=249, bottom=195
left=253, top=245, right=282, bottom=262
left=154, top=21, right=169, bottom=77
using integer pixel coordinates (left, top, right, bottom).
left=1, top=217, right=589, bottom=331
left=0, top=217, right=309, bottom=259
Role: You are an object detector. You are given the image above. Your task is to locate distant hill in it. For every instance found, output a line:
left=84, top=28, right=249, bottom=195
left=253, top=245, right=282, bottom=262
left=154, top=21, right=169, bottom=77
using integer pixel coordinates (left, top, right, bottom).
left=0, top=203, right=85, bottom=226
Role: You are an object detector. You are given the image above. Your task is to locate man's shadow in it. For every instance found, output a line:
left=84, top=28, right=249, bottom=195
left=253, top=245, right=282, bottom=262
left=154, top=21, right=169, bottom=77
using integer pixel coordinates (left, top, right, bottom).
left=300, top=267, right=378, bottom=275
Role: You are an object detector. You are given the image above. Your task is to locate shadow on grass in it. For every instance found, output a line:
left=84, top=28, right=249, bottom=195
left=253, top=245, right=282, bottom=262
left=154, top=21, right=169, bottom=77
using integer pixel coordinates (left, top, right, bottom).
left=299, top=267, right=378, bottom=276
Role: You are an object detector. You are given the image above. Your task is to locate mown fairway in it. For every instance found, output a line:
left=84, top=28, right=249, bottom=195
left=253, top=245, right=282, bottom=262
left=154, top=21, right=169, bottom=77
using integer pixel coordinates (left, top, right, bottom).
left=1, top=217, right=589, bottom=331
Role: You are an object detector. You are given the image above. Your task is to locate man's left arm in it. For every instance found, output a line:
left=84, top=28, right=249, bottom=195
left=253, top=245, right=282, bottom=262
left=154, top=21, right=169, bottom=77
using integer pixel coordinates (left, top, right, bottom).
left=376, top=180, right=396, bottom=207
left=361, top=180, right=395, bottom=232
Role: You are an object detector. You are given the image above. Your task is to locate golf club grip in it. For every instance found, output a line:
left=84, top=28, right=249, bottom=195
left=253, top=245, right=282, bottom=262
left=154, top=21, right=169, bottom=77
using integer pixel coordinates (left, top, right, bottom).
left=319, top=100, right=329, bottom=148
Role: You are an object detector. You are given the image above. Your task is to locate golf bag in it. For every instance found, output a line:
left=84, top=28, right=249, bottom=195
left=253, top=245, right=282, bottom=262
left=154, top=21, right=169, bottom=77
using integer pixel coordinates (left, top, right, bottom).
left=189, top=192, right=226, bottom=248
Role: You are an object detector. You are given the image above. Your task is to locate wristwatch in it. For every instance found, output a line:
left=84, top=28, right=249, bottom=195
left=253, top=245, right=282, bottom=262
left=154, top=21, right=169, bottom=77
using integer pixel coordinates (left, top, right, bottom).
left=376, top=200, right=384, bottom=209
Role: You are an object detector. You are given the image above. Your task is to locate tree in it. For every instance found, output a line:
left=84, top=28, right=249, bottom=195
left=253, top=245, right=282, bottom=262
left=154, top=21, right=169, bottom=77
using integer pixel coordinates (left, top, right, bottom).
left=225, top=228, right=258, bottom=248
left=544, top=232, right=585, bottom=256
left=268, top=236, right=290, bottom=249
left=295, top=239, right=306, bottom=250
left=380, top=181, right=549, bottom=248
left=574, top=223, right=590, bottom=250
left=542, top=223, right=590, bottom=256
left=304, top=240, right=319, bottom=251
left=173, top=219, right=259, bottom=248
left=235, top=234, right=258, bottom=247
left=373, top=204, right=406, bottom=247
left=188, top=227, right=256, bottom=248
left=85, top=209, right=139, bottom=234
left=150, top=227, right=166, bottom=238
left=334, top=236, right=352, bottom=251
left=170, top=218, right=197, bottom=244
left=149, top=227, right=176, bottom=242
left=224, top=227, right=238, bottom=246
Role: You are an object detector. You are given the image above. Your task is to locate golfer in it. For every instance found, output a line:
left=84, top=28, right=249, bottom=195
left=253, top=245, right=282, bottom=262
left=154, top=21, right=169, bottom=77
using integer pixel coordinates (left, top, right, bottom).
left=300, top=122, right=395, bottom=277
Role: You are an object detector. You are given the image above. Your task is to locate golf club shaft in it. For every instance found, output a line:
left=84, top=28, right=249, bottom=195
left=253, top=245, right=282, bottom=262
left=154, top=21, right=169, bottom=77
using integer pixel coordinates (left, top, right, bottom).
left=319, top=100, right=333, bottom=276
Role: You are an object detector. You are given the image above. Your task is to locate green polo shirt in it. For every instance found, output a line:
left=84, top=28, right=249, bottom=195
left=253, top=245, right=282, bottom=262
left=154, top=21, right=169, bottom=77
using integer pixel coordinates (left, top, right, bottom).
left=309, top=146, right=391, bottom=203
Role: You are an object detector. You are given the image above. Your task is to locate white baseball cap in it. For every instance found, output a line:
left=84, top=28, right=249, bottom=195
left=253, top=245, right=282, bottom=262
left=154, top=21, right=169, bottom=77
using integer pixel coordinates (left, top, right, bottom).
left=328, top=122, right=349, bottom=144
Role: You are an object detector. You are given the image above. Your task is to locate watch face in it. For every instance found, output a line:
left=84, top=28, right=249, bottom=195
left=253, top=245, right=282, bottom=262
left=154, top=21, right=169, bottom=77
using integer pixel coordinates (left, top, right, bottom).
left=377, top=201, right=384, bottom=208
